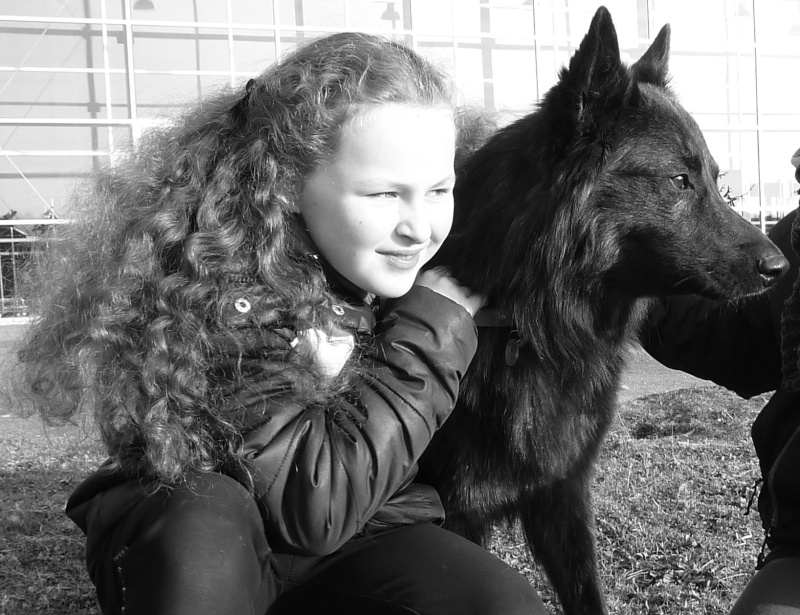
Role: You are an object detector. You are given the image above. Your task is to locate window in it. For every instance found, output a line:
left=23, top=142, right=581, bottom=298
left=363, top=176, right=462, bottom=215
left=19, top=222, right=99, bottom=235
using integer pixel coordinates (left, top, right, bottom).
left=1, top=0, right=798, bottom=228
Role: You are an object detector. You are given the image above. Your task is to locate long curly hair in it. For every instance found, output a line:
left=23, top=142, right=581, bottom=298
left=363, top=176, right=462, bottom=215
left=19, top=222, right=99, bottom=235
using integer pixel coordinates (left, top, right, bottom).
left=18, top=32, right=456, bottom=484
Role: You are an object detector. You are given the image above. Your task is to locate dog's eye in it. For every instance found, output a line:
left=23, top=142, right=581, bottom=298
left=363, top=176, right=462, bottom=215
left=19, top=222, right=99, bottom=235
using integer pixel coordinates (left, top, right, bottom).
left=670, top=174, right=690, bottom=190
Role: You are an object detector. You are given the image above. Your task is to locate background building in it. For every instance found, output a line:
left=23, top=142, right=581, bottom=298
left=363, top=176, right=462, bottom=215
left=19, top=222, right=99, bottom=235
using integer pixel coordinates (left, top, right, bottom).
left=1, top=0, right=799, bottom=230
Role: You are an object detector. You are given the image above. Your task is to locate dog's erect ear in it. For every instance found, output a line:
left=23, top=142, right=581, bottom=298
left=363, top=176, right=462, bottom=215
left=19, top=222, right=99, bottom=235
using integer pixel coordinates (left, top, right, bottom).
left=568, top=6, right=623, bottom=121
left=631, top=23, right=670, bottom=87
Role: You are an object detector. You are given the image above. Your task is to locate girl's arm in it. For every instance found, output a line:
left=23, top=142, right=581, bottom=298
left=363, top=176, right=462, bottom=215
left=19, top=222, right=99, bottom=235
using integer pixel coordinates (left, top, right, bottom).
left=230, top=285, right=478, bottom=555
left=641, top=292, right=781, bottom=398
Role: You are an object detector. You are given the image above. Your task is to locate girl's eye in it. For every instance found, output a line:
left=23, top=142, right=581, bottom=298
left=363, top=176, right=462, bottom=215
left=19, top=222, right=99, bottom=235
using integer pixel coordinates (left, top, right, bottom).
left=429, top=188, right=452, bottom=197
left=670, top=174, right=691, bottom=190
left=369, top=192, right=398, bottom=199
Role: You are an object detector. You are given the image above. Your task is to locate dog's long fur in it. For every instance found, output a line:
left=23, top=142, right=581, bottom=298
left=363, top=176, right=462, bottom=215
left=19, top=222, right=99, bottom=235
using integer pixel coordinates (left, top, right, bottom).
left=418, top=7, right=788, bottom=614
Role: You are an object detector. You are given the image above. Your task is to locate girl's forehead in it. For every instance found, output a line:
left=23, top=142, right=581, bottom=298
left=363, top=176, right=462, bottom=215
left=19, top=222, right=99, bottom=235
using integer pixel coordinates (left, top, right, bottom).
left=314, top=105, right=456, bottom=182
left=338, top=106, right=455, bottom=154
left=311, top=104, right=456, bottom=178
left=343, top=104, right=455, bottom=134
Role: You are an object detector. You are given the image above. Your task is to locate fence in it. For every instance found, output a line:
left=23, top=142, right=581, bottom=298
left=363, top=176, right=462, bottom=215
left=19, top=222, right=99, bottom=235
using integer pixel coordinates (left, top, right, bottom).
left=0, top=218, right=68, bottom=324
left=1, top=205, right=797, bottom=325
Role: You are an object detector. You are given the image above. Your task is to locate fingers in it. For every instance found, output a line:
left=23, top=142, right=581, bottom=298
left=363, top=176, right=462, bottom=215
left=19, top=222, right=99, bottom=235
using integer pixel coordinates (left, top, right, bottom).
left=414, top=267, right=486, bottom=317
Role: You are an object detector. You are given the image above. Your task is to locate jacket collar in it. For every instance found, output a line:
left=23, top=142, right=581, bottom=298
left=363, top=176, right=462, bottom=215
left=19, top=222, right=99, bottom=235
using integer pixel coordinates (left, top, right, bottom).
left=289, top=215, right=378, bottom=334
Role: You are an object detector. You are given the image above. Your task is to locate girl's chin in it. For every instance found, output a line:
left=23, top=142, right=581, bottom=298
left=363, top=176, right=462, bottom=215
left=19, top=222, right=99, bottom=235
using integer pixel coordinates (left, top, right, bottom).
left=369, top=279, right=416, bottom=299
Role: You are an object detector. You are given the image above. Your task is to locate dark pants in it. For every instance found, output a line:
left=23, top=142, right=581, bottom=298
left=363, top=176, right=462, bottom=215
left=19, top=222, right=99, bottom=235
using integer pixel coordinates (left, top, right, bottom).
left=80, top=472, right=545, bottom=615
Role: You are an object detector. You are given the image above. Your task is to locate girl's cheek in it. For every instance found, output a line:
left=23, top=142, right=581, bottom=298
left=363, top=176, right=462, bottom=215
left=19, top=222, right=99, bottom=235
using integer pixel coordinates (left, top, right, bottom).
left=434, top=209, right=454, bottom=238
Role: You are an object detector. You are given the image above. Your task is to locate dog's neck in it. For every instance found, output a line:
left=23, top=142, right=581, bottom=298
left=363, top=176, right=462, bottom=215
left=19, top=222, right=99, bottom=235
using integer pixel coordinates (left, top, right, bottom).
left=473, top=307, right=512, bottom=328
left=473, top=307, right=532, bottom=367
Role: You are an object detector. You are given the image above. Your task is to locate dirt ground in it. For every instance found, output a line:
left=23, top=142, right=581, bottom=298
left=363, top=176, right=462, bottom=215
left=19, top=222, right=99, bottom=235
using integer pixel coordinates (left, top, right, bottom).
left=619, top=343, right=708, bottom=401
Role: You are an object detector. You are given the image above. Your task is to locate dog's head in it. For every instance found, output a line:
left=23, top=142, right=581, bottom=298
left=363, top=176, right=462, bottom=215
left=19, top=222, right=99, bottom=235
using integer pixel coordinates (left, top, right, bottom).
left=446, top=6, right=787, bottom=304
left=575, top=8, right=788, bottom=299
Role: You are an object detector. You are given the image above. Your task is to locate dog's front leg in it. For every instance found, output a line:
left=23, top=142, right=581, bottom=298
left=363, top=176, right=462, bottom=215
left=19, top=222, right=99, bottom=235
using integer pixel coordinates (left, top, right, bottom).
left=519, top=476, right=607, bottom=615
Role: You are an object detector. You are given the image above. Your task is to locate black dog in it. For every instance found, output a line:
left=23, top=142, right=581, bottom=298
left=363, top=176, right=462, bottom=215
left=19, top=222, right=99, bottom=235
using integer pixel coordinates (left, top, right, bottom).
left=419, top=6, right=788, bottom=614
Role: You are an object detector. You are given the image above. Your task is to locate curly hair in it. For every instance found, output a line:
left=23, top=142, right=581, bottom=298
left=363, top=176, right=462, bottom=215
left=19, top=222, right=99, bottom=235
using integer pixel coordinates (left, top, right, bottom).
left=18, top=32, right=456, bottom=484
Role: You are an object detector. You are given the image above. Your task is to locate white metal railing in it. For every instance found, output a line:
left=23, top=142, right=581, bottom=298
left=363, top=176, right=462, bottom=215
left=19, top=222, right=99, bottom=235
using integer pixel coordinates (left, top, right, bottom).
left=1, top=203, right=797, bottom=325
left=0, top=218, right=68, bottom=323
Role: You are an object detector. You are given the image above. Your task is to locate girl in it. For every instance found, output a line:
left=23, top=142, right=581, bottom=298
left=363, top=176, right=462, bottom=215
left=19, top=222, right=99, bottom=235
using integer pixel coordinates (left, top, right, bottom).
left=20, top=32, right=545, bottom=614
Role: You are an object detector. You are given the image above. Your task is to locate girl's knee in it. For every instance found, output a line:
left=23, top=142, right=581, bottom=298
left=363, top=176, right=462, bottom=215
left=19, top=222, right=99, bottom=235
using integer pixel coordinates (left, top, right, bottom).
left=477, top=569, right=547, bottom=615
left=147, top=473, right=269, bottom=561
left=109, top=474, right=274, bottom=614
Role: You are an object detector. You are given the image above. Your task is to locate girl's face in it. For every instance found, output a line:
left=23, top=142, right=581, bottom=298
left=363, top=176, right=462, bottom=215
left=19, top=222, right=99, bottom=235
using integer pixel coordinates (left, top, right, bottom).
left=298, top=105, right=456, bottom=298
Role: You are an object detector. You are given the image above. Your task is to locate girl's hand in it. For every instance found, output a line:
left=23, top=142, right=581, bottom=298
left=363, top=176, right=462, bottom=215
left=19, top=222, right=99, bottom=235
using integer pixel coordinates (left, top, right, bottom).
left=296, top=327, right=355, bottom=381
left=415, top=267, right=486, bottom=317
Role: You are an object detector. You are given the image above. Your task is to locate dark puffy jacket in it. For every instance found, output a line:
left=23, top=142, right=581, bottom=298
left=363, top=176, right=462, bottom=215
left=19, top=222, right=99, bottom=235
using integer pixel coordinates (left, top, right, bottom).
left=641, top=209, right=800, bottom=560
left=67, top=282, right=478, bottom=558
left=225, top=284, right=477, bottom=555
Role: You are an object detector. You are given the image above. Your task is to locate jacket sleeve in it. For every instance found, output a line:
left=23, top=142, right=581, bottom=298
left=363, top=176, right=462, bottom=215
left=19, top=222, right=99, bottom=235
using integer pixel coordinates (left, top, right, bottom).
left=640, top=210, right=797, bottom=399
left=229, top=285, right=477, bottom=555
left=641, top=293, right=781, bottom=398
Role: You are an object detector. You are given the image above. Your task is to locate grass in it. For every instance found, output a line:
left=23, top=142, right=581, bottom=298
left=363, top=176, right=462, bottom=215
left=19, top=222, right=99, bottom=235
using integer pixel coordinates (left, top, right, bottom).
left=0, top=384, right=769, bottom=615
left=489, top=386, right=768, bottom=614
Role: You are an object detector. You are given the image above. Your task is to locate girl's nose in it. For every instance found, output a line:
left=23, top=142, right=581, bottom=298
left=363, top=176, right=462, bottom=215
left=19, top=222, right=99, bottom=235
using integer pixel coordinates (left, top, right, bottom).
left=396, top=198, right=431, bottom=244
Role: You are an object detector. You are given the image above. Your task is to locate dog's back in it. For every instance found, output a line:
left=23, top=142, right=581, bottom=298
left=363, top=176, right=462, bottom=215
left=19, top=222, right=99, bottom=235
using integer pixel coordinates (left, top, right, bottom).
left=419, top=7, right=787, bottom=614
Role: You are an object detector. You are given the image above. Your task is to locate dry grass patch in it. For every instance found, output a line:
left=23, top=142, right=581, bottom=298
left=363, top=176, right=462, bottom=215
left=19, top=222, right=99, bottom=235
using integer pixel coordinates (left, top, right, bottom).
left=0, top=418, right=104, bottom=615
left=489, top=386, right=768, bottom=614
left=1, top=385, right=770, bottom=614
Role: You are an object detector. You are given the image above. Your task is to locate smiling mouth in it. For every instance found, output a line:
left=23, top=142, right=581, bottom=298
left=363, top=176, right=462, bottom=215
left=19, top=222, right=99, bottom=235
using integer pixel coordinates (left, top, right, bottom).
left=381, top=250, right=424, bottom=270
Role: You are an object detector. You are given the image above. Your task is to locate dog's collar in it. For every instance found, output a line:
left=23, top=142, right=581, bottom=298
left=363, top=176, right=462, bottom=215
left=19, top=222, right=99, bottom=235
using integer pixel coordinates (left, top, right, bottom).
left=474, top=307, right=529, bottom=366
left=473, top=308, right=512, bottom=328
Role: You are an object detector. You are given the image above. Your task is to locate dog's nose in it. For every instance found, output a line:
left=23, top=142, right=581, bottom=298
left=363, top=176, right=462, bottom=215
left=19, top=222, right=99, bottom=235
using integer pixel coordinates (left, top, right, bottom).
left=758, top=252, right=790, bottom=286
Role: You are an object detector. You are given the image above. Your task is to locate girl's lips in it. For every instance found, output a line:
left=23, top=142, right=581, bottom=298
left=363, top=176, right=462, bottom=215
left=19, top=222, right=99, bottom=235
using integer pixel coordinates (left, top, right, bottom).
left=380, top=249, right=424, bottom=271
